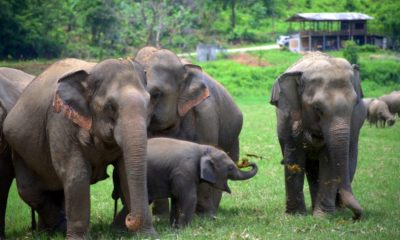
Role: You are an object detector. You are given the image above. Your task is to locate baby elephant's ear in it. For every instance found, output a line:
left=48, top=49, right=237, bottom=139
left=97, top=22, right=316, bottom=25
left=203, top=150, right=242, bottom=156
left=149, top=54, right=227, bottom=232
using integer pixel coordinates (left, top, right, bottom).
left=52, top=70, right=92, bottom=130
left=200, top=155, right=216, bottom=184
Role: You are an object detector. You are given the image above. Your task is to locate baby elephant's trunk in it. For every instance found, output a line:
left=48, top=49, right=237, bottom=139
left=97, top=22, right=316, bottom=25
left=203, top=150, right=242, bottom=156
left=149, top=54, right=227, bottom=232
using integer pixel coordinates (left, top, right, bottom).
left=229, top=163, right=258, bottom=180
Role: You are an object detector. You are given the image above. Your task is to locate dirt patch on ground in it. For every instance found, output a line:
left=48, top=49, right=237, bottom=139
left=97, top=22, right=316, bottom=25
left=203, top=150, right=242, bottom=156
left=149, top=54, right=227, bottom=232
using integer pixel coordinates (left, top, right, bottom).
left=229, top=53, right=272, bottom=67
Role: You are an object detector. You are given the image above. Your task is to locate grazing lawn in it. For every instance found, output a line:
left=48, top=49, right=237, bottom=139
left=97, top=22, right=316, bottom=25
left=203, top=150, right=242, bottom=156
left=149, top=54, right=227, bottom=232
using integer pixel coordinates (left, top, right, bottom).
left=2, top=50, right=400, bottom=239
left=5, top=97, right=400, bottom=239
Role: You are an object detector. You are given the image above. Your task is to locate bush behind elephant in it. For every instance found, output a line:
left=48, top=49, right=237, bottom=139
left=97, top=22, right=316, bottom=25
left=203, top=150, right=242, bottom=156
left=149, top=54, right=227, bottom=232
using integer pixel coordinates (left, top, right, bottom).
left=113, top=137, right=258, bottom=228
left=2, top=58, right=156, bottom=238
left=270, top=52, right=366, bottom=219
left=0, top=68, right=34, bottom=240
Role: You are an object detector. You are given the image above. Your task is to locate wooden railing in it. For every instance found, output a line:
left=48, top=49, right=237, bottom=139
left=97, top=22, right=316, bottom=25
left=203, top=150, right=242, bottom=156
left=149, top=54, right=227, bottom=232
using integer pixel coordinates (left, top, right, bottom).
left=296, top=30, right=367, bottom=36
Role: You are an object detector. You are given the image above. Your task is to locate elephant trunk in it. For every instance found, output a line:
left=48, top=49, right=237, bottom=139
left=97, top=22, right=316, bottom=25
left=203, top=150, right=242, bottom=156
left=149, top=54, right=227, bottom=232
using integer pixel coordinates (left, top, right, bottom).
left=327, top=118, right=363, bottom=219
left=229, top=163, right=258, bottom=181
left=114, top=96, right=154, bottom=234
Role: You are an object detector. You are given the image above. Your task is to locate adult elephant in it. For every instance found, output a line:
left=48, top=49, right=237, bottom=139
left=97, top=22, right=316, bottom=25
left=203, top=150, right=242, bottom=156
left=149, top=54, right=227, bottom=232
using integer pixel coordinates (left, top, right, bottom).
left=270, top=52, right=366, bottom=219
left=0, top=68, right=34, bottom=240
left=379, top=91, right=400, bottom=116
left=138, top=47, right=243, bottom=216
left=2, top=58, right=155, bottom=239
left=362, top=98, right=396, bottom=127
left=113, top=46, right=243, bottom=225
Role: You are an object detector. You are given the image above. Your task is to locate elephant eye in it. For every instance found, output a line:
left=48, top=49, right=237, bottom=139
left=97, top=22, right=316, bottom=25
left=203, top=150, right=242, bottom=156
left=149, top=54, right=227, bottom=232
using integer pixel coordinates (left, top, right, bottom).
left=150, top=89, right=162, bottom=100
left=313, top=105, right=323, bottom=117
left=228, top=165, right=235, bottom=171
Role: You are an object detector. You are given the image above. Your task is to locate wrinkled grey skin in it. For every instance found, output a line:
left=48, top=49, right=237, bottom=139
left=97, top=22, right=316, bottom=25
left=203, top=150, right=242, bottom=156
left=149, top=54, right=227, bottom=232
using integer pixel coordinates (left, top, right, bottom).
left=114, top=46, right=243, bottom=221
left=363, top=98, right=396, bottom=127
left=3, top=58, right=155, bottom=239
left=270, top=52, right=366, bottom=219
left=379, top=91, right=400, bottom=117
left=113, top=138, right=257, bottom=228
left=0, top=68, right=34, bottom=240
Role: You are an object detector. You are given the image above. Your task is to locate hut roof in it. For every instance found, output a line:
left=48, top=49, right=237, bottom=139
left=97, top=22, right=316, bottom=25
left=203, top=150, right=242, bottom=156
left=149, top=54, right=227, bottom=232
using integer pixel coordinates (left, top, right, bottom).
left=287, top=12, right=373, bottom=22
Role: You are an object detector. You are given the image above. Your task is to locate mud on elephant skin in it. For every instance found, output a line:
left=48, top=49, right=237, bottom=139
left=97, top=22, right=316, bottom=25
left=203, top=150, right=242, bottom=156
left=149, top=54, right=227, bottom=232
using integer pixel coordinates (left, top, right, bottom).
left=362, top=98, right=396, bottom=127
left=2, top=58, right=156, bottom=239
left=112, top=137, right=258, bottom=229
left=270, top=52, right=366, bottom=219
left=133, top=46, right=243, bottom=217
left=0, top=68, right=34, bottom=240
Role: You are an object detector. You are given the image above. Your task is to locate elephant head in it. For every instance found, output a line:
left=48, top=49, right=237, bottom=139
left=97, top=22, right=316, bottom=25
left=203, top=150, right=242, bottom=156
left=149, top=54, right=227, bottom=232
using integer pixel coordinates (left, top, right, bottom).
left=134, top=47, right=209, bottom=134
left=270, top=53, right=363, bottom=219
left=200, top=148, right=258, bottom=193
left=52, top=59, right=153, bottom=233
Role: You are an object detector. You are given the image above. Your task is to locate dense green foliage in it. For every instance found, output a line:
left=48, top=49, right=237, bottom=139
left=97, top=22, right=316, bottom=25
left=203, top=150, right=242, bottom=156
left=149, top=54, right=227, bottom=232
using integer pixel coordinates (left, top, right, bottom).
left=195, top=49, right=400, bottom=99
left=343, top=40, right=359, bottom=64
left=1, top=0, right=400, bottom=59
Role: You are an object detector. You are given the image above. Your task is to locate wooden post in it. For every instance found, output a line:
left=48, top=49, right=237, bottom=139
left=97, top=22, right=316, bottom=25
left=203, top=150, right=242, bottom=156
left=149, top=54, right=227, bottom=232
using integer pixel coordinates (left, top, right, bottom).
left=337, top=35, right=340, bottom=49
left=309, top=34, right=312, bottom=51
left=323, top=35, right=326, bottom=51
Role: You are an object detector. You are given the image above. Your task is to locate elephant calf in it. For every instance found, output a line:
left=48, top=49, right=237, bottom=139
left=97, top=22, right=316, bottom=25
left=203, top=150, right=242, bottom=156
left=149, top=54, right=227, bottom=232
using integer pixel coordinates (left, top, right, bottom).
left=363, top=98, right=396, bottom=127
left=114, top=137, right=258, bottom=228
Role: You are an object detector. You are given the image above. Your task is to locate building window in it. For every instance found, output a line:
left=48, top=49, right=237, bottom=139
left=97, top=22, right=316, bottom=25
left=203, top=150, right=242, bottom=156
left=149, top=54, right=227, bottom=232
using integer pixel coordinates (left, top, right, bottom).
left=355, top=22, right=364, bottom=30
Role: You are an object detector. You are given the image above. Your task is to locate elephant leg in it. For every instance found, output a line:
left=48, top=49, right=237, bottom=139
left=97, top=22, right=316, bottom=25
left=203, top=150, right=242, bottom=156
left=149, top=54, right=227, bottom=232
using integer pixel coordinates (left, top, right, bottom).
left=12, top=152, right=65, bottom=233
left=227, top=138, right=240, bottom=163
left=175, top=191, right=196, bottom=228
left=112, top=206, right=128, bottom=231
left=0, top=148, right=14, bottom=239
left=61, top=157, right=91, bottom=239
left=284, top=148, right=306, bottom=215
left=195, top=184, right=221, bottom=218
left=152, top=199, right=170, bottom=216
left=305, top=158, right=319, bottom=211
left=170, top=197, right=178, bottom=227
left=313, top=154, right=337, bottom=216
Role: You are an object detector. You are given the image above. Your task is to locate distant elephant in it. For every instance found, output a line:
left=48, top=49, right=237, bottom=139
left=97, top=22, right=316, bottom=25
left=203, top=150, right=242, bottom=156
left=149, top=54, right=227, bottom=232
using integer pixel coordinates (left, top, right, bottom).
left=379, top=91, right=400, bottom=116
left=113, top=137, right=257, bottom=228
left=270, top=52, right=366, bottom=219
left=0, top=68, right=34, bottom=240
left=2, top=58, right=155, bottom=239
left=362, top=98, right=396, bottom=127
left=113, top=46, right=243, bottom=219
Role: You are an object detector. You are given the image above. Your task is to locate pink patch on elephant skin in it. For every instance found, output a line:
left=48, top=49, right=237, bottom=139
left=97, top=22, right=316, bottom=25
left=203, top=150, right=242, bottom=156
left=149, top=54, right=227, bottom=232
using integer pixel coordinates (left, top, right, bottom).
left=52, top=92, right=92, bottom=131
left=178, top=88, right=210, bottom=117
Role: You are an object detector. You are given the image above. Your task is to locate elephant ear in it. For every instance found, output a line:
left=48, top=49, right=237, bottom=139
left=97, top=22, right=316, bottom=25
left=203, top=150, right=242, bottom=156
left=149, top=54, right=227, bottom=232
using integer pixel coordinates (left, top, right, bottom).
left=200, top=154, right=216, bottom=184
left=270, top=71, right=303, bottom=118
left=178, top=64, right=210, bottom=117
left=352, top=64, right=364, bottom=102
left=52, top=70, right=92, bottom=130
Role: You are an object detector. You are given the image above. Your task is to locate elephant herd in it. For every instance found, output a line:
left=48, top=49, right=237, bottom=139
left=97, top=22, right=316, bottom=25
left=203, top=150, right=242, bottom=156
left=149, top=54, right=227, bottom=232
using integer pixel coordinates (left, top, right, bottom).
left=0, top=49, right=398, bottom=239
left=363, top=92, right=400, bottom=127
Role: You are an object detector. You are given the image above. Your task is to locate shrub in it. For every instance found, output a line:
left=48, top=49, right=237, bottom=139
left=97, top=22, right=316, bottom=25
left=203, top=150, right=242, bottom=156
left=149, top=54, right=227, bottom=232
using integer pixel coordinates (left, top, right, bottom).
left=343, top=40, right=359, bottom=64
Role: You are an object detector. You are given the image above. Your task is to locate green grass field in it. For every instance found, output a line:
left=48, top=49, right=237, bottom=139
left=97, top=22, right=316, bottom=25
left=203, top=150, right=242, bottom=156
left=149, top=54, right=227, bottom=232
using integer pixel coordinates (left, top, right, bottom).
left=2, top=50, right=400, bottom=239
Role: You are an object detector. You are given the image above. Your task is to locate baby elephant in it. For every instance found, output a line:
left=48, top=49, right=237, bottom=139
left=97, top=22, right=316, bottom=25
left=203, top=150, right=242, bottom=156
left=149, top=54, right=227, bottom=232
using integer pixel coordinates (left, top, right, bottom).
left=363, top=98, right=396, bottom=127
left=114, top=137, right=258, bottom=228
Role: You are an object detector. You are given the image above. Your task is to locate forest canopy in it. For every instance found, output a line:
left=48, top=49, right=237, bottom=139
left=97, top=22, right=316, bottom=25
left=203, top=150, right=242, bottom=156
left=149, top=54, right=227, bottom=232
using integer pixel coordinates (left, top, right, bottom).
left=0, top=0, right=399, bottom=59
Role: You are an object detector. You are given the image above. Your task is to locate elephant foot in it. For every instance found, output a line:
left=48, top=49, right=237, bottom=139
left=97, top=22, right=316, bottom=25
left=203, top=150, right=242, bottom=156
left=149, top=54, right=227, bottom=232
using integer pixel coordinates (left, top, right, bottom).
left=285, top=202, right=306, bottom=215
left=285, top=208, right=306, bottom=215
left=312, top=205, right=336, bottom=218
